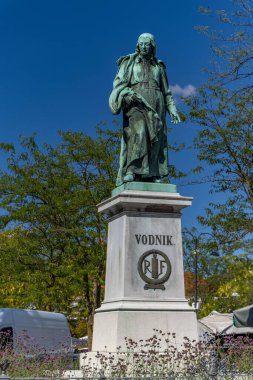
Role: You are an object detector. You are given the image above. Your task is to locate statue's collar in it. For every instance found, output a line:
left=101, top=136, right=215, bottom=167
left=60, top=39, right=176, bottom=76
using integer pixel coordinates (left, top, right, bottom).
left=136, top=54, right=156, bottom=65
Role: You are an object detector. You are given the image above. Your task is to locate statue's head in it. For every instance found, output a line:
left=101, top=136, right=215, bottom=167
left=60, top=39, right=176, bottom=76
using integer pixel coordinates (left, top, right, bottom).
left=136, top=33, right=156, bottom=57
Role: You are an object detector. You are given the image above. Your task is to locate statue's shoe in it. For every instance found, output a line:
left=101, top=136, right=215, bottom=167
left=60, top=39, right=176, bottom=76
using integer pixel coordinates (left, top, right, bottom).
left=123, top=173, right=134, bottom=182
left=153, top=177, right=162, bottom=183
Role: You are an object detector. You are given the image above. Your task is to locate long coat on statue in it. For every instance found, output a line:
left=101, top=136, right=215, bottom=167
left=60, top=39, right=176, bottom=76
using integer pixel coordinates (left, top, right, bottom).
left=109, top=52, right=175, bottom=186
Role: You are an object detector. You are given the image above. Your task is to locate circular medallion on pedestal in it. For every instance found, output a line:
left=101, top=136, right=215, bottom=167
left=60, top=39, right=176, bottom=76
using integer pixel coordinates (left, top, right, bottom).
left=137, top=249, right=171, bottom=290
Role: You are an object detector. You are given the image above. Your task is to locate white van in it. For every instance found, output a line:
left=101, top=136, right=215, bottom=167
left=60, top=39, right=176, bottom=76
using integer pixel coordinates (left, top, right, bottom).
left=0, top=308, right=72, bottom=354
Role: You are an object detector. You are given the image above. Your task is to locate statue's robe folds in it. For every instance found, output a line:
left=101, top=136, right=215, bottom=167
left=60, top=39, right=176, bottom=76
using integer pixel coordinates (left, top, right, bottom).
left=109, top=53, right=175, bottom=186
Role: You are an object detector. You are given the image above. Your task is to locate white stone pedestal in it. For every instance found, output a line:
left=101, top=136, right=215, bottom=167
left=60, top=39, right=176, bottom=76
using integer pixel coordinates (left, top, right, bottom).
left=92, top=186, right=198, bottom=351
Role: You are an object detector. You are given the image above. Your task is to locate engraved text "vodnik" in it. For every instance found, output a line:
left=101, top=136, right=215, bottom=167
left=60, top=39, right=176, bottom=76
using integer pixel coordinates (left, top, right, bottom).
left=135, top=234, right=174, bottom=246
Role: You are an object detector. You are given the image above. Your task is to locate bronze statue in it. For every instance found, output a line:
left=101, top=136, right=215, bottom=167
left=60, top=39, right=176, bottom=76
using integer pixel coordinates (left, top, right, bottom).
left=109, top=33, right=180, bottom=186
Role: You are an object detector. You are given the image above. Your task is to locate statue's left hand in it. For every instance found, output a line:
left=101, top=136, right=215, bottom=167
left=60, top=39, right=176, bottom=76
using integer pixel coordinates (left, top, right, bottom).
left=171, top=111, right=181, bottom=124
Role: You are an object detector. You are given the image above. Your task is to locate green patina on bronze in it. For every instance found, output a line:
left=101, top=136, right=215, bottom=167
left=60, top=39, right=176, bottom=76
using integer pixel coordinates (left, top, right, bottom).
left=111, top=181, right=177, bottom=197
left=109, top=33, right=180, bottom=187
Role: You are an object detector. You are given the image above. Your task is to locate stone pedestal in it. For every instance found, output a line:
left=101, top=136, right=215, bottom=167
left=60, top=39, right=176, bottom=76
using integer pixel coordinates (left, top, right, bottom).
left=92, top=183, right=198, bottom=351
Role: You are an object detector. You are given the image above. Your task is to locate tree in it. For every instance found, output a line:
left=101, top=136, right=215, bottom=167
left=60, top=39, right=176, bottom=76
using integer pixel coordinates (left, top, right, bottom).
left=0, top=227, right=78, bottom=310
left=183, top=2, right=253, bottom=317
left=185, top=87, right=253, bottom=252
left=184, top=0, right=253, bottom=253
left=182, top=227, right=221, bottom=310
left=182, top=228, right=253, bottom=317
left=197, top=0, right=253, bottom=94
left=183, top=88, right=253, bottom=309
left=59, top=127, right=120, bottom=348
left=198, top=253, right=253, bottom=317
left=0, top=127, right=120, bottom=349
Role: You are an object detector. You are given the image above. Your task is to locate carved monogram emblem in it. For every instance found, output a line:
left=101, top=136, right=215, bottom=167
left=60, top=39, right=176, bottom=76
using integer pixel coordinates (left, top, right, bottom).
left=137, top=249, right=171, bottom=290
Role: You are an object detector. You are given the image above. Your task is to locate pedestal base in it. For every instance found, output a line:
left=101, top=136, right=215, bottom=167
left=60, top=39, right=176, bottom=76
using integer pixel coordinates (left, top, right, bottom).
left=92, top=306, right=198, bottom=351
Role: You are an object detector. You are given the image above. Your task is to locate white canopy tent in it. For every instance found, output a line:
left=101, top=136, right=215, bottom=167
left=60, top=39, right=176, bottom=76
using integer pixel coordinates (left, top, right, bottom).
left=198, top=310, right=253, bottom=338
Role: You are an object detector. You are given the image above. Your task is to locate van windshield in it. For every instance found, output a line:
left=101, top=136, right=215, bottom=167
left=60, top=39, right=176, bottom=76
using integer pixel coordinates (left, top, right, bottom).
left=0, top=327, right=13, bottom=350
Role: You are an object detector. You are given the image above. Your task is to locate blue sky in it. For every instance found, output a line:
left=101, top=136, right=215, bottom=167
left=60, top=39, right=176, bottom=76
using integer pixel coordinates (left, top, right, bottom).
left=0, top=0, right=231, bottom=229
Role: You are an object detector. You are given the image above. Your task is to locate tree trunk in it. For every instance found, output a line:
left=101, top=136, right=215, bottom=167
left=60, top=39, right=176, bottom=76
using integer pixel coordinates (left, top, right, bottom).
left=93, top=280, right=101, bottom=309
left=83, top=272, right=94, bottom=351
left=87, top=310, right=94, bottom=351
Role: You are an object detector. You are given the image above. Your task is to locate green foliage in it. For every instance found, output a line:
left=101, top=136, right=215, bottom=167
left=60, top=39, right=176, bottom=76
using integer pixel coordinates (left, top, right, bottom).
left=0, top=127, right=120, bottom=344
left=185, top=59, right=253, bottom=253
left=183, top=228, right=253, bottom=316
left=182, top=1, right=253, bottom=317
left=199, top=254, right=253, bottom=317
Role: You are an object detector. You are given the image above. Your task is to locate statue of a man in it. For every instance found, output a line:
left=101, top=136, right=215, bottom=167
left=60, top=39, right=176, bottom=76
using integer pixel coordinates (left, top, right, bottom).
left=109, top=33, right=180, bottom=186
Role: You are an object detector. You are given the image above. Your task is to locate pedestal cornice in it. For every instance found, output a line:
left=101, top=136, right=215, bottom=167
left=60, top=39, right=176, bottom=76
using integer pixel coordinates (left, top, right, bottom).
left=98, top=189, right=193, bottom=217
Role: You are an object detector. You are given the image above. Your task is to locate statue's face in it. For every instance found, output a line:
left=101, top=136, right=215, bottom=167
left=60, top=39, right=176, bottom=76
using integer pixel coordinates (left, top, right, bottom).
left=138, top=37, right=152, bottom=56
